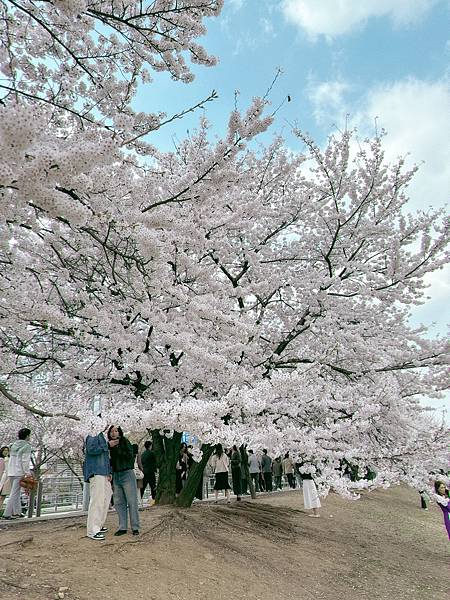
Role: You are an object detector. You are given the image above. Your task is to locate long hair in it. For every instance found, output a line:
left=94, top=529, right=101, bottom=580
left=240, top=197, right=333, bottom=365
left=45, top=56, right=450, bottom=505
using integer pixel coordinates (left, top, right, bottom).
left=435, top=480, right=446, bottom=494
left=0, top=446, right=9, bottom=458
left=215, top=443, right=223, bottom=458
left=107, top=425, right=124, bottom=440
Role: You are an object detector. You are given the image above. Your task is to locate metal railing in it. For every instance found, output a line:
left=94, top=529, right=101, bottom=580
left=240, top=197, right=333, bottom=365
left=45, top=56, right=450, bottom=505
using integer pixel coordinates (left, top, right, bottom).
left=3, top=461, right=297, bottom=518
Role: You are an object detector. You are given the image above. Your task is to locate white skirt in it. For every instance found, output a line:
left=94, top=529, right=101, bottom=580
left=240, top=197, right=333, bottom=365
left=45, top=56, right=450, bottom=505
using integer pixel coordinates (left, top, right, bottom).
left=302, top=479, right=321, bottom=510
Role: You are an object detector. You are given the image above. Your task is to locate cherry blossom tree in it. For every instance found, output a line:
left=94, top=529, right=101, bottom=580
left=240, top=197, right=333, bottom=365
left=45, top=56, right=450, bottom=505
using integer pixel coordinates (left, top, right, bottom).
left=1, top=1, right=449, bottom=508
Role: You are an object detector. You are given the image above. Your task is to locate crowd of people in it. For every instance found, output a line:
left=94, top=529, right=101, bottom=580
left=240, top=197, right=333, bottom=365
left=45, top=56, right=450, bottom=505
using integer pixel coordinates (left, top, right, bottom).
left=207, top=445, right=322, bottom=517
left=0, top=426, right=449, bottom=543
left=81, top=430, right=324, bottom=541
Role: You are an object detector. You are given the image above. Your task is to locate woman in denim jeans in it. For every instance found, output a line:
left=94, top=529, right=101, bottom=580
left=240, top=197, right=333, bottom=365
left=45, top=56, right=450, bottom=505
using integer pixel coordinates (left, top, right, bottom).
left=107, top=425, right=140, bottom=536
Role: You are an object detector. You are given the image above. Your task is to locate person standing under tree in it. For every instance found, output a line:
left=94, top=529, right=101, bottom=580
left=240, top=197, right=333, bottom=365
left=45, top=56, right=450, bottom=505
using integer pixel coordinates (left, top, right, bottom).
left=211, top=444, right=231, bottom=503
left=0, top=446, right=11, bottom=512
left=175, top=443, right=189, bottom=497
left=434, top=481, right=450, bottom=541
left=272, top=456, right=283, bottom=490
left=83, top=429, right=112, bottom=540
left=294, top=460, right=303, bottom=489
left=2, top=428, right=32, bottom=520
left=261, top=449, right=273, bottom=492
left=300, top=464, right=321, bottom=518
left=140, top=441, right=157, bottom=505
left=230, top=445, right=242, bottom=501
left=248, top=449, right=261, bottom=492
left=107, top=425, right=140, bottom=536
left=282, top=452, right=295, bottom=489
left=419, top=490, right=430, bottom=510
left=132, top=444, right=144, bottom=506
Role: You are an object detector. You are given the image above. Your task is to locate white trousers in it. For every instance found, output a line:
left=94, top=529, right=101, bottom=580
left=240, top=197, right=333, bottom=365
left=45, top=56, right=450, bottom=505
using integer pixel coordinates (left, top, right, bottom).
left=3, top=476, right=22, bottom=517
left=86, top=475, right=112, bottom=536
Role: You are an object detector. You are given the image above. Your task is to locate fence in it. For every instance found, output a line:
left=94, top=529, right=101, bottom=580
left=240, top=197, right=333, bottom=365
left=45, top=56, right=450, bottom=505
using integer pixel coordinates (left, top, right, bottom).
left=4, top=460, right=296, bottom=517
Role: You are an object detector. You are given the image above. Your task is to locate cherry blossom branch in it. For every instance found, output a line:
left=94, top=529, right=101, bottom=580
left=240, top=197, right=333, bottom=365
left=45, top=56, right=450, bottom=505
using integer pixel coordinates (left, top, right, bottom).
left=123, top=90, right=218, bottom=146
left=0, top=382, right=80, bottom=421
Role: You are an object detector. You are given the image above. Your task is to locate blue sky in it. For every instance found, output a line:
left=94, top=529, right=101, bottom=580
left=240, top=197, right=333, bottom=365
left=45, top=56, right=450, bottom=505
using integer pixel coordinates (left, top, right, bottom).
left=135, top=0, right=449, bottom=419
left=138, top=1, right=448, bottom=156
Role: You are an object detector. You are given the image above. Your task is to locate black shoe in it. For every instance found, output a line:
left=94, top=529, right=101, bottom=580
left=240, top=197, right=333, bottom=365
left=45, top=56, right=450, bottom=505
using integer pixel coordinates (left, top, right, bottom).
left=100, top=527, right=108, bottom=533
left=2, top=516, right=13, bottom=520
left=237, top=496, right=241, bottom=501
left=132, top=530, right=139, bottom=536
left=114, top=530, right=127, bottom=536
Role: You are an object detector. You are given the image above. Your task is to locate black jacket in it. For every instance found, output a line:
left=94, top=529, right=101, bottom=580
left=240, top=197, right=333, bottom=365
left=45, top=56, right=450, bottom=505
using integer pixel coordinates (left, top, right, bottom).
left=141, top=449, right=157, bottom=473
left=109, top=437, right=134, bottom=473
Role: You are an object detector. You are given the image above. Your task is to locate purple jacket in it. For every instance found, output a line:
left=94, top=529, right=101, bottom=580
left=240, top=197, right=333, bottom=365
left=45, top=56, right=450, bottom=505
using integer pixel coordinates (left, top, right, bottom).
left=438, top=501, right=450, bottom=541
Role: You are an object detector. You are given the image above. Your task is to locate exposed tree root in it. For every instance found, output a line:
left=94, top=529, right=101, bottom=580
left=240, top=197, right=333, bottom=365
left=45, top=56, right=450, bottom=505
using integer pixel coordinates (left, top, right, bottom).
left=0, top=534, right=34, bottom=548
left=110, top=502, right=301, bottom=557
left=0, top=578, right=28, bottom=589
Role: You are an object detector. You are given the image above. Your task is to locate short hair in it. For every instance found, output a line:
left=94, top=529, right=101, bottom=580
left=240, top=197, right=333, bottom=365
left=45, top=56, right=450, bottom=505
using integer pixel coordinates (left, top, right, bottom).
left=144, top=441, right=152, bottom=450
left=0, top=446, right=9, bottom=458
left=263, top=449, right=267, bottom=454
left=18, top=428, right=31, bottom=440
left=248, top=449, right=253, bottom=454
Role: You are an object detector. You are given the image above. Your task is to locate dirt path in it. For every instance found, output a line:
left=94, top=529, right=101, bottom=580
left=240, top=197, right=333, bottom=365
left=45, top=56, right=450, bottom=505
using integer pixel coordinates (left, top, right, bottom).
left=0, top=485, right=448, bottom=600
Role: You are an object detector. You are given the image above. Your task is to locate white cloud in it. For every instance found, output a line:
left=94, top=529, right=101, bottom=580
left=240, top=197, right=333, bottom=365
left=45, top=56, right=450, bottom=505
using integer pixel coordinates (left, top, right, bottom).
left=355, top=78, right=450, bottom=211
left=307, top=78, right=352, bottom=126
left=260, top=17, right=275, bottom=36
left=229, top=0, right=244, bottom=11
left=411, top=268, right=450, bottom=332
left=282, top=0, right=439, bottom=39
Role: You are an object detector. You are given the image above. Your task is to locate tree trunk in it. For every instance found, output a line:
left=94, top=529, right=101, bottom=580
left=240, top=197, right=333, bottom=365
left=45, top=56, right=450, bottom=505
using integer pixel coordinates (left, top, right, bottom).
left=36, top=480, right=44, bottom=517
left=175, top=443, right=214, bottom=508
left=27, top=487, right=36, bottom=518
left=151, top=429, right=182, bottom=505
left=28, top=450, right=43, bottom=518
left=240, top=445, right=256, bottom=499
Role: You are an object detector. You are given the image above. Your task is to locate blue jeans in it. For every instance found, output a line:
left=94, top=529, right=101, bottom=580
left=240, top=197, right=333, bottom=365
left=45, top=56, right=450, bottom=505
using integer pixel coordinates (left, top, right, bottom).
left=112, top=470, right=140, bottom=531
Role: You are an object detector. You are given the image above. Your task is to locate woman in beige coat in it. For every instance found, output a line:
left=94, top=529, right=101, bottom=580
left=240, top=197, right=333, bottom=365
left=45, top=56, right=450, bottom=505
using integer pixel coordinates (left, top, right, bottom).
left=0, top=446, right=12, bottom=511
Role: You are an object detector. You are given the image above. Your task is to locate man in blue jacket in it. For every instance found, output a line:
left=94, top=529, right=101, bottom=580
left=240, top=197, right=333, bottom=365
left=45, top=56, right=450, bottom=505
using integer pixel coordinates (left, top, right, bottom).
left=83, top=430, right=115, bottom=540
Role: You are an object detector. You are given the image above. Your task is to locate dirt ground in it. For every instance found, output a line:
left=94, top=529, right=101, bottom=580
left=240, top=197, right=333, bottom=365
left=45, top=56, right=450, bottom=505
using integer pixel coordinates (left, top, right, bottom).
left=0, top=485, right=448, bottom=600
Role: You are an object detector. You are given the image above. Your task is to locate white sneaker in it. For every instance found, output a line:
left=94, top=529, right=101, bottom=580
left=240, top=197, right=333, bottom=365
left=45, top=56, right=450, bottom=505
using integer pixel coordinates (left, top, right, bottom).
left=87, top=532, right=106, bottom=540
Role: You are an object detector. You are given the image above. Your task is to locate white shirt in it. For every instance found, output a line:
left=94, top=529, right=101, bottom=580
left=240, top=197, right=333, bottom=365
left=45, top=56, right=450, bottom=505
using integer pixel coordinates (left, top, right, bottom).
left=248, top=455, right=260, bottom=474
left=211, top=453, right=229, bottom=473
